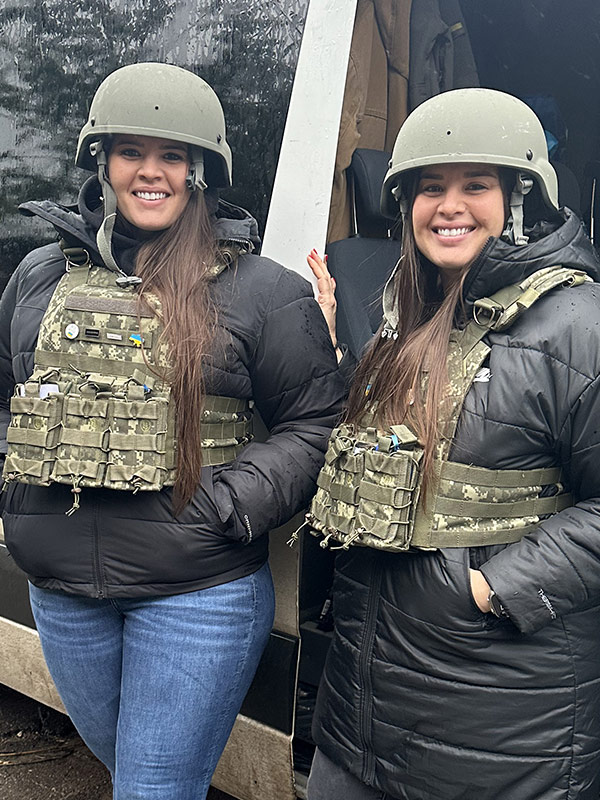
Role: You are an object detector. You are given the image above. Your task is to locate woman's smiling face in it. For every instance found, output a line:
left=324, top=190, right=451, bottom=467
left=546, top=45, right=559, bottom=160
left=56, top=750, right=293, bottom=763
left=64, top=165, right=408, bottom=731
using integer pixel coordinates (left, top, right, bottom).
left=107, top=134, right=191, bottom=231
left=411, top=163, right=507, bottom=286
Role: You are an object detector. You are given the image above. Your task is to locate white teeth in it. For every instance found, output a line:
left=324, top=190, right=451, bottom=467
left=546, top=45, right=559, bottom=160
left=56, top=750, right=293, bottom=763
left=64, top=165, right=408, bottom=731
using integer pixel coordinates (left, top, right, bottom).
left=135, top=191, right=167, bottom=200
left=436, top=227, right=472, bottom=237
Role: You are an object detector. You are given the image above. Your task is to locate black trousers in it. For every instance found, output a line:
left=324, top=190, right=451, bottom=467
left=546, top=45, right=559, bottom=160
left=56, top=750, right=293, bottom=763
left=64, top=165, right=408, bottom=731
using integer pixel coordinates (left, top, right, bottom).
left=307, top=748, right=397, bottom=800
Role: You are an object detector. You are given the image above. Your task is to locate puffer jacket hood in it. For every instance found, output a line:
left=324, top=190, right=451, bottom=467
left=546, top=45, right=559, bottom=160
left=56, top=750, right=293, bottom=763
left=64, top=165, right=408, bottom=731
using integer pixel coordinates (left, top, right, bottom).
left=313, top=212, right=600, bottom=800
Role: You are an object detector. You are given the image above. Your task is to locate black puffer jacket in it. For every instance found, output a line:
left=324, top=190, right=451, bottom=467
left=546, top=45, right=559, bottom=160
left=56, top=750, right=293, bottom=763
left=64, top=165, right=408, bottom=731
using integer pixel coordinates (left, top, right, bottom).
left=0, top=179, right=345, bottom=598
left=313, top=211, right=600, bottom=800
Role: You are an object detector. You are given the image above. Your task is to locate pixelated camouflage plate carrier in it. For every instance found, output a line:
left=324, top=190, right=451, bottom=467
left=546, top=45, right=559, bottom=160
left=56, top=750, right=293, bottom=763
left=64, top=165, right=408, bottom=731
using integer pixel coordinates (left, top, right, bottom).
left=307, top=266, right=590, bottom=551
left=3, top=247, right=252, bottom=506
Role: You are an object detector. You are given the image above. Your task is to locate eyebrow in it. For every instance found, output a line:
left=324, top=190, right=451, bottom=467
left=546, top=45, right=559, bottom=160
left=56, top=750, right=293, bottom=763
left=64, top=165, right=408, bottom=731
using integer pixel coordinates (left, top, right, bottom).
left=420, top=169, right=499, bottom=180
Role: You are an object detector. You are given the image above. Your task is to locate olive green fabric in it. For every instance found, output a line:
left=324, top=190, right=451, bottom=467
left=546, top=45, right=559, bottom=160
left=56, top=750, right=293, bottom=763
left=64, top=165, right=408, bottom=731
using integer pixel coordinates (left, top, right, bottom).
left=307, top=266, right=590, bottom=551
left=3, top=254, right=252, bottom=498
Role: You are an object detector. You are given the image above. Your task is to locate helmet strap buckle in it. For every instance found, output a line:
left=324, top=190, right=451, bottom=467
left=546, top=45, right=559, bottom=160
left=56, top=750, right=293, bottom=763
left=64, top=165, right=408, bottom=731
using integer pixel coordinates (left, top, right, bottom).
left=89, top=140, right=108, bottom=183
left=505, top=173, right=533, bottom=246
left=186, top=148, right=207, bottom=192
left=392, top=184, right=408, bottom=218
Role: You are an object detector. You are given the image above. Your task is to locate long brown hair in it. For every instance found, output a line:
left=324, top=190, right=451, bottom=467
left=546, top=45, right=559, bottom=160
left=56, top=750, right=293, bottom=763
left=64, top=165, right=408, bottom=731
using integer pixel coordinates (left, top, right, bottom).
left=135, top=190, right=218, bottom=513
left=346, top=217, right=467, bottom=492
left=346, top=168, right=510, bottom=493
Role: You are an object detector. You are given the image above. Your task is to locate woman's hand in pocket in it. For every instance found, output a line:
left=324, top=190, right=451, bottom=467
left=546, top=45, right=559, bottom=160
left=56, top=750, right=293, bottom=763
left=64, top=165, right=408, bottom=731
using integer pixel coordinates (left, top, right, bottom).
left=469, top=568, right=492, bottom=613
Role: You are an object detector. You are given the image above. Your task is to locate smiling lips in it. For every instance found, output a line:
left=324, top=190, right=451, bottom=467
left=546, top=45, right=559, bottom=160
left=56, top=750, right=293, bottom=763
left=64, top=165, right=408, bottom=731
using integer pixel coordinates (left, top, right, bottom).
left=434, top=226, right=475, bottom=237
left=133, top=190, right=169, bottom=201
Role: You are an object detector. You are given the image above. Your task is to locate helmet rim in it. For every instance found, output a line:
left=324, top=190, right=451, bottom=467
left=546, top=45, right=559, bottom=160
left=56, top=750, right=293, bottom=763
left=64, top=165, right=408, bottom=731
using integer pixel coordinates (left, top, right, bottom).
left=75, top=63, right=232, bottom=188
left=380, top=88, right=559, bottom=219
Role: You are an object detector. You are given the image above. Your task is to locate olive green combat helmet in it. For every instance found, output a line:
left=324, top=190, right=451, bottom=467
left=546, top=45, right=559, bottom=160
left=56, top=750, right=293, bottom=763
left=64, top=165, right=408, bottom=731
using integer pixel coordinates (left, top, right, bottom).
left=76, top=62, right=232, bottom=272
left=381, top=88, right=559, bottom=246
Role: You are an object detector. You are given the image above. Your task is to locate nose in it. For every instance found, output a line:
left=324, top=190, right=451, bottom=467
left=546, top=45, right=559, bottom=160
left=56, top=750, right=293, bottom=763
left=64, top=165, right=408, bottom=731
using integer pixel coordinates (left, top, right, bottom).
left=437, top=185, right=466, bottom=216
left=136, top=154, right=163, bottom=182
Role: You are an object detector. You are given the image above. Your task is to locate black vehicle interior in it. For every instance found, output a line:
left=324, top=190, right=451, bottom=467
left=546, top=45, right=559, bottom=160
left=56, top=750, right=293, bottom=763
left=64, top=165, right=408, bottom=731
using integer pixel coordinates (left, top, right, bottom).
left=325, top=1, right=600, bottom=360
left=326, top=148, right=402, bottom=360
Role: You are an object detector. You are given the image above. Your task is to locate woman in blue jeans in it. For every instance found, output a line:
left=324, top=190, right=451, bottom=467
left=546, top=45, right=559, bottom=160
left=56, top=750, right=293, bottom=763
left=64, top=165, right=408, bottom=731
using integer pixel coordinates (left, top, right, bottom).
left=0, top=63, right=344, bottom=799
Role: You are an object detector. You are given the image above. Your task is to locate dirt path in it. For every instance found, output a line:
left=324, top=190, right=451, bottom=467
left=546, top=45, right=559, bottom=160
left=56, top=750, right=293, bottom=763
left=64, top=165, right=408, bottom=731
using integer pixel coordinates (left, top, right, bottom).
left=0, top=685, right=232, bottom=800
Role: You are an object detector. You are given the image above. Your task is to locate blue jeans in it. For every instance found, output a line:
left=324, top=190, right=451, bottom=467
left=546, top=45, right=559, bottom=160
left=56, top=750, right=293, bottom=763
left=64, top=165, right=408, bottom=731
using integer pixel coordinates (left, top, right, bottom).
left=29, top=562, right=274, bottom=800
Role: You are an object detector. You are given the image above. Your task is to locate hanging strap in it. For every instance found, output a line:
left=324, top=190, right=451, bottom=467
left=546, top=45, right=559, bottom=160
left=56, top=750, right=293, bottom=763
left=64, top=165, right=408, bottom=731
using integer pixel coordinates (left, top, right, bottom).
left=460, top=265, right=591, bottom=358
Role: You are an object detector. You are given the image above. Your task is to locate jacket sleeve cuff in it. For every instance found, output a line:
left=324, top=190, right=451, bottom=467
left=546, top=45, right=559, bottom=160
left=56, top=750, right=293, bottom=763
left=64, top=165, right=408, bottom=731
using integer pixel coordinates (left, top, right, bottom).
left=479, top=562, right=559, bottom=635
left=213, top=480, right=253, bottom=544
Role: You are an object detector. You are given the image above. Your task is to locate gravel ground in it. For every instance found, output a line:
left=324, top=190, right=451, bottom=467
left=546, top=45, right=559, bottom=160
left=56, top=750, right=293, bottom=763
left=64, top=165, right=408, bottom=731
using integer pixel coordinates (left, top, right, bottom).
left=0, top=684, right=232, bottom=800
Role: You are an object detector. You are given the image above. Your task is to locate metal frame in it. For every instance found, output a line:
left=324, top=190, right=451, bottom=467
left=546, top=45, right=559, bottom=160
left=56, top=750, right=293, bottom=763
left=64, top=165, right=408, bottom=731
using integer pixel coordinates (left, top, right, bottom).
left=261, top=0, right=359, bottom=287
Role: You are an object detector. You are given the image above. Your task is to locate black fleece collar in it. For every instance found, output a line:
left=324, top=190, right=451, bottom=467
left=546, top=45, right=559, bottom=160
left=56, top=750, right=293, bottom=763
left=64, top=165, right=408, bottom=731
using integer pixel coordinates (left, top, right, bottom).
left=19, top=177, right=261, bottom=274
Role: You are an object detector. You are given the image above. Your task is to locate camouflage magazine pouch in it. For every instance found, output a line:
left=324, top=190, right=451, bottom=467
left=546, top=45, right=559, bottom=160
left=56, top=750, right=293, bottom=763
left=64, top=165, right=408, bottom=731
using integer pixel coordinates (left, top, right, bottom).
left=307, top=422, right=424, bottom=551
left=356, top=443, right=423, bottom=548
left=5, top=379, right=65, bottom=485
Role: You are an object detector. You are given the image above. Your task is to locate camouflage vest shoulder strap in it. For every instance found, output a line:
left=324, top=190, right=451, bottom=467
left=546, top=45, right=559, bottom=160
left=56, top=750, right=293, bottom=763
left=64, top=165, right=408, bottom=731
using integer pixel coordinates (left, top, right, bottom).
left=306, top=265, right=591, bottom=552
left=3, top=244, right=253, bottom=512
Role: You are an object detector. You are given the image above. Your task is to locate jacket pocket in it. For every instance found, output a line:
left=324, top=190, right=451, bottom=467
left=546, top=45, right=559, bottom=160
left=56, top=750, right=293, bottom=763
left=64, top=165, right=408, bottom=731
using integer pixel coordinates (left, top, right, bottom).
left=428, top=548, right=492, bottom=627
left=187, top=465, right=232, bottom=535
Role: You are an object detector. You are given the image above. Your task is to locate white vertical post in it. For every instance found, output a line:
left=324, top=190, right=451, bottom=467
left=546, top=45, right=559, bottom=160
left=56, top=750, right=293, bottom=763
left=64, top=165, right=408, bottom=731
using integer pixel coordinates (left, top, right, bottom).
left=261, top=0, right=359, bottom=286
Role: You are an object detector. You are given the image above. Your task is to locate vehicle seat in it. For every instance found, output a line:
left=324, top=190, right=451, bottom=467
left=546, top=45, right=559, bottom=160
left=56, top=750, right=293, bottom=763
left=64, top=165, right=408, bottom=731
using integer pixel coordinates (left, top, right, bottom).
left=552, top=161, right=581, bottom=216
left=326, top=149, right=402, bottom=360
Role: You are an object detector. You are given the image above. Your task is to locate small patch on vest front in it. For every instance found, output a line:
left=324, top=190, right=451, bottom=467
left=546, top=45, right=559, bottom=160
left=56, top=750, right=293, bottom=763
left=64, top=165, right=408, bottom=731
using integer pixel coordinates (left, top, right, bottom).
left=65, top=323, right=79, bottom=340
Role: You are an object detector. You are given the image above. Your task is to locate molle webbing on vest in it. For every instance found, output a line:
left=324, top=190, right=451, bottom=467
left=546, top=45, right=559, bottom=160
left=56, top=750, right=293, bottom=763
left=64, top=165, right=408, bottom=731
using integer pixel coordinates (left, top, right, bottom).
left=307, top=424, right=570, bottom=551
left=3, top=255, right=252, bottom=497
left=308, top=265, right=589, bottom=551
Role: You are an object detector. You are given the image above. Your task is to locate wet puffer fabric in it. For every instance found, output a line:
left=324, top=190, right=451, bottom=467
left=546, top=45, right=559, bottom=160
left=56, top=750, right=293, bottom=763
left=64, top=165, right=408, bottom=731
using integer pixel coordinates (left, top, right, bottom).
left=0, top=179, right=345, bottom=598
left=312, top=210, right=600, bottom=800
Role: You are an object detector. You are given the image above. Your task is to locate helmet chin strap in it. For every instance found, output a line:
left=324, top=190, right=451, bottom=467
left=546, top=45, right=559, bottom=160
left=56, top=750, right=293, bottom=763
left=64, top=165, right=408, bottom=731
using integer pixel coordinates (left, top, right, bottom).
left=503, top=173, right=533, bottom=246
left=89, top=141, right=207, bottom=276
left=89, top=140, right=125, bottom=275
left=186, top=147, right=207, bottom=192
left=381, top=256, right=405, bottom=339
left=392, top=183, right=408, bottom=219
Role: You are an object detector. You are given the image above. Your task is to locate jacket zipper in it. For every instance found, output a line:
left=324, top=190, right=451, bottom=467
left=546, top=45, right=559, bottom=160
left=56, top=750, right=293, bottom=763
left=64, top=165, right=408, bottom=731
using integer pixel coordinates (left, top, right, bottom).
left=359, top=555, right=383, bottom=785
left=461, top=236, right=495, bottom=300
left=218, top=236, right=253, bottom=251
left=92, top=498, right=105, bottom=598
